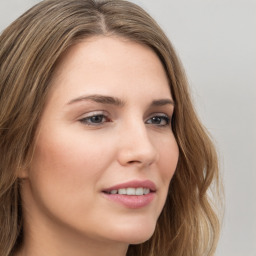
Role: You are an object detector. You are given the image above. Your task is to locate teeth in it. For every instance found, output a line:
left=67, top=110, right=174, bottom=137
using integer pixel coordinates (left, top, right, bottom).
left=136, top=187, right=143, bottom=196
left=118, top=188, right=126, bottom=195
left=143, top=188, right=150, bottom=195
left=127, top=188, right=136, bottom=195
left=109, top=187, right=151, bottom=195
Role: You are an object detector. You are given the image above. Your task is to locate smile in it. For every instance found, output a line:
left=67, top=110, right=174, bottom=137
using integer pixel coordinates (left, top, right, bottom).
left=105, top=187, right=151, bottom=195
left=102, top=180, right=156, bottom=208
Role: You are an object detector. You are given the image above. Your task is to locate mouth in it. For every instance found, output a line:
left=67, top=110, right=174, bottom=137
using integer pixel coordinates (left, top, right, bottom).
left=103, top=187, right=153, bottom=195
left=104, top=187, right=152, bottom=195
left=102, top=180, right=156, bottom=209
left=102, top=179, right=156, bottom=195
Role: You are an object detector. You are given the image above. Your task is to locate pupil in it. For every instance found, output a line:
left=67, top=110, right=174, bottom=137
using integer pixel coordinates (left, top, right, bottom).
left=152, top=117, right=161, bottom=124
left=92, top=116, right=102, bottom=123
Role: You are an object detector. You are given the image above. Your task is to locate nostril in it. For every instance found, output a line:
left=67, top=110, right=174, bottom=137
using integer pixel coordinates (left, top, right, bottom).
left=127, top=160, right=141, bottom=164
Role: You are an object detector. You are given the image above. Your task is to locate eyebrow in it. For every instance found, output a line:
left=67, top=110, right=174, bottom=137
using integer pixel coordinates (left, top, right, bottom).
left=67, top=94, right=174, bottom=107
left=151, top=98, right=174, bottom=107
left=67, top=94, right=125, bottom=106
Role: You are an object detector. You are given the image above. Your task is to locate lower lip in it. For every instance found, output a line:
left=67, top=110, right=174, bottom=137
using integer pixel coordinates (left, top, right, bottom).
left=102, top=193, right=155, bottom=209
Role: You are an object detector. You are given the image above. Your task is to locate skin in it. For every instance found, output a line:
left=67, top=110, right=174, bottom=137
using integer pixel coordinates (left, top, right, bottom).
left=18, top=36, right=179, bottom=256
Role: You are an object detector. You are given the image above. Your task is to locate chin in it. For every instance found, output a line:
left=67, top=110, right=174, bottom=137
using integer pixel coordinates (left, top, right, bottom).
left=128, top=232, right=155, bottom=245
left=110, top=220, right=156, bottom=245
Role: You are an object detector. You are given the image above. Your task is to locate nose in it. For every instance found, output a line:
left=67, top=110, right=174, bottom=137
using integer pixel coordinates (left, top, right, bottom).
left=117, top=121, right=159, bottom=168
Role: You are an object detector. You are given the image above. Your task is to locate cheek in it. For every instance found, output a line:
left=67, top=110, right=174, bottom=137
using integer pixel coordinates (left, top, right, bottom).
left=25, top=131, right=116, bottom=228
left=157, top=135, right=179, bottom=183
left=33, top=129, right=109, bottom=177
left=28, top=130, right=113, bottom=207
left=151, top=135, right=179, bottom=217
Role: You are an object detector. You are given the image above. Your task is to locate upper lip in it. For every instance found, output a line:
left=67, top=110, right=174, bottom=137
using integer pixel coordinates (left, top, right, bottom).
left=102, top=180, right=157, bottom=193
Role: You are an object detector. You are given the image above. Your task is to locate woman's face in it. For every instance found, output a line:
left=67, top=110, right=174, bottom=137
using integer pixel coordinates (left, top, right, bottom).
left=21, top=36, right=179, bottom=249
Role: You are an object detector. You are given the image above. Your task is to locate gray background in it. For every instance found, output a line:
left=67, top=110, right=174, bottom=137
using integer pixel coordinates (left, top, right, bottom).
left=0, top=0, right=255, bottom=255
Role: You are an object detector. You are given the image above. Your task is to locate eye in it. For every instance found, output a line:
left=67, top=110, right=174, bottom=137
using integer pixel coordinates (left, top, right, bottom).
left=146, top=114, right=170, bottom=126
left=79, top=114, right=111, bottom=126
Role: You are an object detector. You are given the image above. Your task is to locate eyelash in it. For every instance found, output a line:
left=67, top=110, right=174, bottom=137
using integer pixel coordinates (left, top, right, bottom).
left=79, top=113, right=171, bottom=127
left=79, top=114, right=110, bottom=126
left=146, top=114, right=170, bottom=126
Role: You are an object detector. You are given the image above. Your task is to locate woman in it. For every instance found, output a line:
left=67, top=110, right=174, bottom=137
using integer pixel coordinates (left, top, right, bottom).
left=0, top=0, right=222, bottom=255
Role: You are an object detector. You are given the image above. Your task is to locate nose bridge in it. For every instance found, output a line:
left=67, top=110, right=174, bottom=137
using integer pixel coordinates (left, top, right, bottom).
left=117, top=116, right=158, bottom=167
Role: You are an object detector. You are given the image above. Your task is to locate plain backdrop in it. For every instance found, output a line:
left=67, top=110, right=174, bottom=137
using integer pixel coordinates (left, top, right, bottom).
left=0, top=0, right=255, bottom=255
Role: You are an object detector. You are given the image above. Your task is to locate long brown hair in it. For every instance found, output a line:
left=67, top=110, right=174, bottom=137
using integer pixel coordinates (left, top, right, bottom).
left=0, top=0, right=222, bottom=255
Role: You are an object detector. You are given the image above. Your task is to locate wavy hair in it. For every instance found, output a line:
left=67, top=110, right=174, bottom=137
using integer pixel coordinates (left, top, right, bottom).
left=0, top=0, right=222, bottom=255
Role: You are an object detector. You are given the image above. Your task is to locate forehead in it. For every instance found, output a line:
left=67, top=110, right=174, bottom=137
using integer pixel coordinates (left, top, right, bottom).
left=47, top=36, right=171, bottom=104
